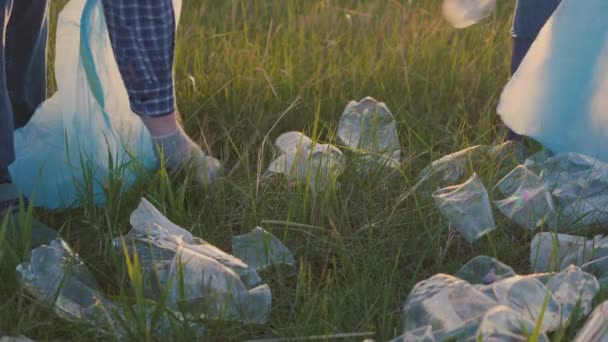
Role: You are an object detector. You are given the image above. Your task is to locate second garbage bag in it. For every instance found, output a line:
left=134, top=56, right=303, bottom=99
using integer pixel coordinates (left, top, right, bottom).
left=498, top=0, right=608, bottom=163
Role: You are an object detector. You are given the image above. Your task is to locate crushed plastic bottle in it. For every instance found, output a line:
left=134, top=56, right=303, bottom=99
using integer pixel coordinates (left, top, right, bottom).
left=530, top=232, right=608, bottom=273
left=561, top=241, right=608, bottom=272
left=523, top=149, right=553, bottom=173
left=166, top=246, right=271, bottom=324
left=122, top=198, right=256, bottom=284
left=480, top=265, right=599, bottom=333
left=581, top=255, right=608, bottom=287
left=15, top=236, right=207, bottom=338
left=389, top=326, right=436, bottom=342
left=548, top=265, right=599, bottom=321
left=503, top=276, right=561, bottom=332
left=116, top=198, right=274, bottom=324
left=492, top=165, right=556, bottom=231
left=404, top=260, right=597, bottom=339
left=574, top=300, right=608, bottom=342
left=268, top=132, right=343, bottom=191
left=477, top=305, right=550, bottom=342
left=419, top=142, right=525, bottom=190
left=420, top=145, right=492, bottom=186
left=475, top=273, right=550, bottom=304
left=274, top=131, right=313, bottom=155
left=402, top=274, right=498, bottom=339
left=442, top=0, right=497, bottom=29
left=232, top=227, right=296, bottom=272
left=16, top=239, right=118, bottom=325
left=337, top=97, right=401, bottom=163
left=538, top=153, right=608, bottom=227
left=455, top=256, right=516, bottom=285
left=432, top=173, right=496, bottom=243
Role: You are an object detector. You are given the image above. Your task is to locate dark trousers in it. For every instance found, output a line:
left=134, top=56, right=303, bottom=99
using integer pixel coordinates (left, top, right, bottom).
left=0, top=0, right=48, bottom=183
left=511, top=0, right=562, bottom=73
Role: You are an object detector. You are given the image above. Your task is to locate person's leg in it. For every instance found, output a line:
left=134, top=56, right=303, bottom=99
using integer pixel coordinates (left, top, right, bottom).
left=0, top=0, right=57, bottom=248
left=0, top=0, right=48, bottom=183
left=6, top=0, right=48, bottom=129
left=0, top=0, right=15, bottom=184
left=100, top=0, right=221, bottom=184
left=511, top=0, right=562, bottom=74
left=506, top=0, right=562, bottom=141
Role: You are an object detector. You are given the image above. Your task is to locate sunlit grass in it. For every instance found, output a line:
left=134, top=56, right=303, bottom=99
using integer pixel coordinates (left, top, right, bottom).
left=2, top=0, right=587, bottom=341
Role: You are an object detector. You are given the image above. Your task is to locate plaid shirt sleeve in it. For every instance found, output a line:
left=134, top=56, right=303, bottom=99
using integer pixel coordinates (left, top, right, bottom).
left=101, top=0, right=176, bottom=117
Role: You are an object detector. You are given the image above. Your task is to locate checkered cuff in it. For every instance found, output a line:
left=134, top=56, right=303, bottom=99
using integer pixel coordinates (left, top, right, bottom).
left=128, top=82, right=176, bottom=117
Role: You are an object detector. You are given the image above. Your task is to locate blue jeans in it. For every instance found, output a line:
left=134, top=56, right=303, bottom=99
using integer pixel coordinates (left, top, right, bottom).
left=511, top=0, right=562, bottom=73
left=507, top=0, right=561, bottom=140
left=0, top=0, right=49, bottom=184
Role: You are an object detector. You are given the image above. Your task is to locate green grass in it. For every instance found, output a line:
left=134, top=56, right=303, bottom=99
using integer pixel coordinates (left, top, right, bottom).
left=1, top=0, right=597, bottom=341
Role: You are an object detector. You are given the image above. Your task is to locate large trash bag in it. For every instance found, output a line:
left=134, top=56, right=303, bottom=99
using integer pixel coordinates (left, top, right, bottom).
left=9, top=0, right=182, bottom=209
left=498, top=0, right=608, bottom=162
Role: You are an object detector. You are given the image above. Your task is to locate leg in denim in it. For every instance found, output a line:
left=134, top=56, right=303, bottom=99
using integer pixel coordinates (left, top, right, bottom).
left=511, top=0, right=562, bottom=74
left=7, top=0, right=48, bottom=128
left=0, top=0, right=48, bottom=183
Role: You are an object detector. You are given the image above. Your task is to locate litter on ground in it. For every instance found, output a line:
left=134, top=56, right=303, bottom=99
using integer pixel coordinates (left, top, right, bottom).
left=17, top=198, right=295, bottom=337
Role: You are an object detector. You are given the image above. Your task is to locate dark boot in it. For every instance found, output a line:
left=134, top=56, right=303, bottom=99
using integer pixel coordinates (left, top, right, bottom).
left=1, top=183, right=58, bottom=249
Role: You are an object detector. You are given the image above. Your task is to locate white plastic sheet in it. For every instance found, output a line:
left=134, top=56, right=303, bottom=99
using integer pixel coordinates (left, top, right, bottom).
left=9, top=0, right=183, bottom=209
left=442, top=0, right=496, bottom=29
left=268, top=132, right=344, bottom=191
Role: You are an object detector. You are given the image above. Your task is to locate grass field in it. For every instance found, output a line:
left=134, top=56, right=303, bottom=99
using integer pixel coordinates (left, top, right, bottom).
left=0, top=0, right=589, bottom=341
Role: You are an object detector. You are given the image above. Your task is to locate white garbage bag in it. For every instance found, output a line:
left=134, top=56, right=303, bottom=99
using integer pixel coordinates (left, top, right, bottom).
left=9, top=0, right=182, bottom=209
left=498, top=0, right=608, bottom=162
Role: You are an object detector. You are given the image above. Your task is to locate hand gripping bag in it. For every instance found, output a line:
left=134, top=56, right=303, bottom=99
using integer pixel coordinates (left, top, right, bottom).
left=10, top=0, right=182, bottom=209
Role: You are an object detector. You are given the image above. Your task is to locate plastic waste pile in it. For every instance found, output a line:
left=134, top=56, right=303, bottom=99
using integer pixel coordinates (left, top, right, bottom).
left=422, top=146, right=608, bottom=242
left=409, top=144, right=608, bottom=341
left=267, top=97, right=401, bottom=190
left=14, top=239, right=181, bottom=338
left=16, top=198, right=295, bottom=336
left=16, top=239, right=119, bottom=326
left=395, top=255, right=599, bottom=341
left=116, top=198, right=296, bottom=324
left=531, top=232, right=608, bottom=290
left=442, top=0, right=496, bottom=29
left=16, top=236, right=204, bottom=339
